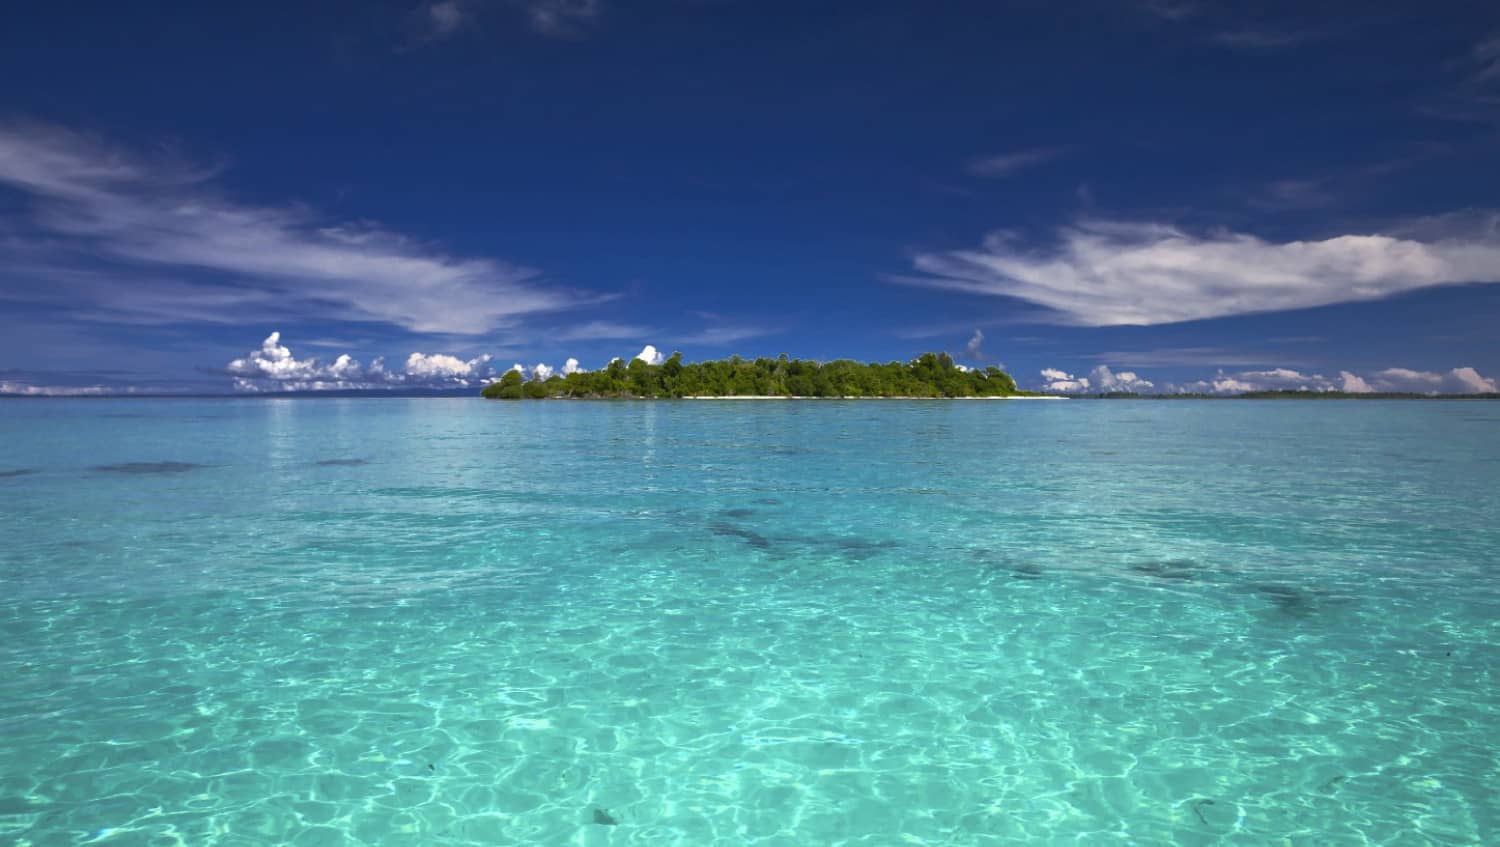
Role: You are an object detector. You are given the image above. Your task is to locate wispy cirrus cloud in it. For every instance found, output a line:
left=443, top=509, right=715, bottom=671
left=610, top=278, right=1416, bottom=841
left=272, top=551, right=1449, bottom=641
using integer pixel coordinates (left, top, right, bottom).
left=415, top=0, right=476, bottom=43
left=1247, top=146, right=1453, bottom=213
left=1250, top=178, right=1336, bottom=210
left=0, top=266, right=287, bottom=326
left=1139, top=1, right=1329, bottom=53
left=669, top=325, right=778, bottom=346
left=1415, top=32, right=1500, bottom=126
left=1210, top=27, right=1324, bottom=51
left=405, top=0, right=601, bottom=46
left=555, top=320, right=653, bottom=341
left=904, top=218, right=1500, bottom=326
left=1139, top=0, right=1201, bottom=21
left=428, top=0, right=473, bottom=34
left=0, top=121, right=589, bottom=335
left=523, top=0, right=601, bottom=37
left=966, top=147, right=1071, bottom=179
left=551, top=320, right=775, bottom=346
left=1474, top=32, right=1500, bottom=82
left=1086, top=347, right=1298, bottom=367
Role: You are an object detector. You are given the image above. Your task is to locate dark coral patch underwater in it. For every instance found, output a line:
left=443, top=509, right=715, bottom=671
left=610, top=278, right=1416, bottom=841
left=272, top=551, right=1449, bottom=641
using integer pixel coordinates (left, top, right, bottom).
left=91, top=462, right=205, bottom=474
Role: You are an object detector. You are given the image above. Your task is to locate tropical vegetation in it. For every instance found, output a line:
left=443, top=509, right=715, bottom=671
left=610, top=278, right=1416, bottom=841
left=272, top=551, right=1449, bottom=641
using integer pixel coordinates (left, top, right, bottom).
left=480, top=352, right=1020, bottom=399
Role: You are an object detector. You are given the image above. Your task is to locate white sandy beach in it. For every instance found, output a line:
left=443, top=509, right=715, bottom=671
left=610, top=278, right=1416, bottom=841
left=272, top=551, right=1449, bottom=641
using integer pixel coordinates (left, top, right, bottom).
left=680, top=395, right=1067, bottom=400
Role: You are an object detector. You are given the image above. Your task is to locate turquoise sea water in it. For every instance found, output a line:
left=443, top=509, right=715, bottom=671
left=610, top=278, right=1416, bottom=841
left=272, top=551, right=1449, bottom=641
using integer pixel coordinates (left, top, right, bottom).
left=1, top=398, right=1497, bottom=846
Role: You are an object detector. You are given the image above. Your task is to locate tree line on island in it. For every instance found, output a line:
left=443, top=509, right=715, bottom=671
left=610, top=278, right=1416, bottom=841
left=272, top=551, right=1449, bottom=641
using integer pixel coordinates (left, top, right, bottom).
left=481, top=352, right=1022, bottom=399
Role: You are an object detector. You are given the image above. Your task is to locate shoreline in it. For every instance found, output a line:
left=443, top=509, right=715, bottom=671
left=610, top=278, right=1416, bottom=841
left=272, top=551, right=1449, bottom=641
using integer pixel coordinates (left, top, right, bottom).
left=678, top=395, right=1067, bottom=400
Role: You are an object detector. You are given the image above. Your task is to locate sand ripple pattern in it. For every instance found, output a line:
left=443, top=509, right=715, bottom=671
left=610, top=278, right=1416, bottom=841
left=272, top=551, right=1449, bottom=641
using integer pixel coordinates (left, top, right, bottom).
left=1, top=398, right=1497, bottom=845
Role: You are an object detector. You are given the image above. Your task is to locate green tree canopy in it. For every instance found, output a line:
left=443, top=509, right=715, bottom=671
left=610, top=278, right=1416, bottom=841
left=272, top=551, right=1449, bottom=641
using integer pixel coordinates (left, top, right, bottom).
left=482, top=354, right=1024, bottom=400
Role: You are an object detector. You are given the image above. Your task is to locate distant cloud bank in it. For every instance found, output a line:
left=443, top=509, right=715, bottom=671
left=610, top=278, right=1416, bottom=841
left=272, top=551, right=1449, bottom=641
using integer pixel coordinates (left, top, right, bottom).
left=221, top=331, right=616, bottom=392
left=0, top=382, right=126, bottom=397
left=226, top=332, right=500, bottom=392
left=1039, top=365, right=1154, bottom=394
left=1037, top=363, right=1498, bottom=395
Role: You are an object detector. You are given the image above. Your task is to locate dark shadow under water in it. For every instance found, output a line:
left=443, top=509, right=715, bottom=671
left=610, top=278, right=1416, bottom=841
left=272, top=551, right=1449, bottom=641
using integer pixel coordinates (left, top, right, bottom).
left=708, top=512, right=903, bottom=563
left=91, top=462, right=206, bottom=475
left=970, top=548, right=1047, bottom=580
left=1128, top=559, right=1200, bottom=582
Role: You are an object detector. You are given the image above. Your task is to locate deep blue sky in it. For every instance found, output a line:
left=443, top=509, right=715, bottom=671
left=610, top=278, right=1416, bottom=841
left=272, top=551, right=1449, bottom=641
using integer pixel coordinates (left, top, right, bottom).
left=2, top=0, right=1498, bottom=394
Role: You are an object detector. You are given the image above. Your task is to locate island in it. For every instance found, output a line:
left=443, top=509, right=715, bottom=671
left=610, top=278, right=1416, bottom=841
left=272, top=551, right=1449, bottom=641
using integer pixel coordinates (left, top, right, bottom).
left=481, top=352, right=1032, bottom=399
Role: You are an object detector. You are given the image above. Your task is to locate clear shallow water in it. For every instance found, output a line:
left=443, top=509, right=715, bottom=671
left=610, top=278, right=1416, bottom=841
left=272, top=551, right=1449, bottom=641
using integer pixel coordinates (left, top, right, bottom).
left=1, top=398, right=1497, bottom=846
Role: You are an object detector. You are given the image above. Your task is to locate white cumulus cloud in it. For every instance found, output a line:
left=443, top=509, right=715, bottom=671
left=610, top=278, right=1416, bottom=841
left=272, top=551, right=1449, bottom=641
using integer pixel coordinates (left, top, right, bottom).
left=1090, top=365, right=1154, bottom=393
left=563, top=357, right=584, bottom=375
left=1339, top=371, right=1374, bottom=393
left=1039, top=364, right=1155, bottom=394
left=1173, top=365, right=1498, bottom=395
left=1371, top=366, right=1498, bottom=394
left=908, top=218, right=1500, bottom=326
left=1203, top=376, right=1257, bottom=394
left=226, top=332, right=497, bottom=391
left=634, top=344, right=664, bottom=366
left=404, top=351, right=491, bottom=378
left=1449, top=366, right=1499, bottom=393
left=1040, top=368, right=1090, bottom=393
left=1177, top=368, right=1335, bottom=394
left=227, top=332, right=323, bottom=381
left=963, top=328, right=985, bottom=360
